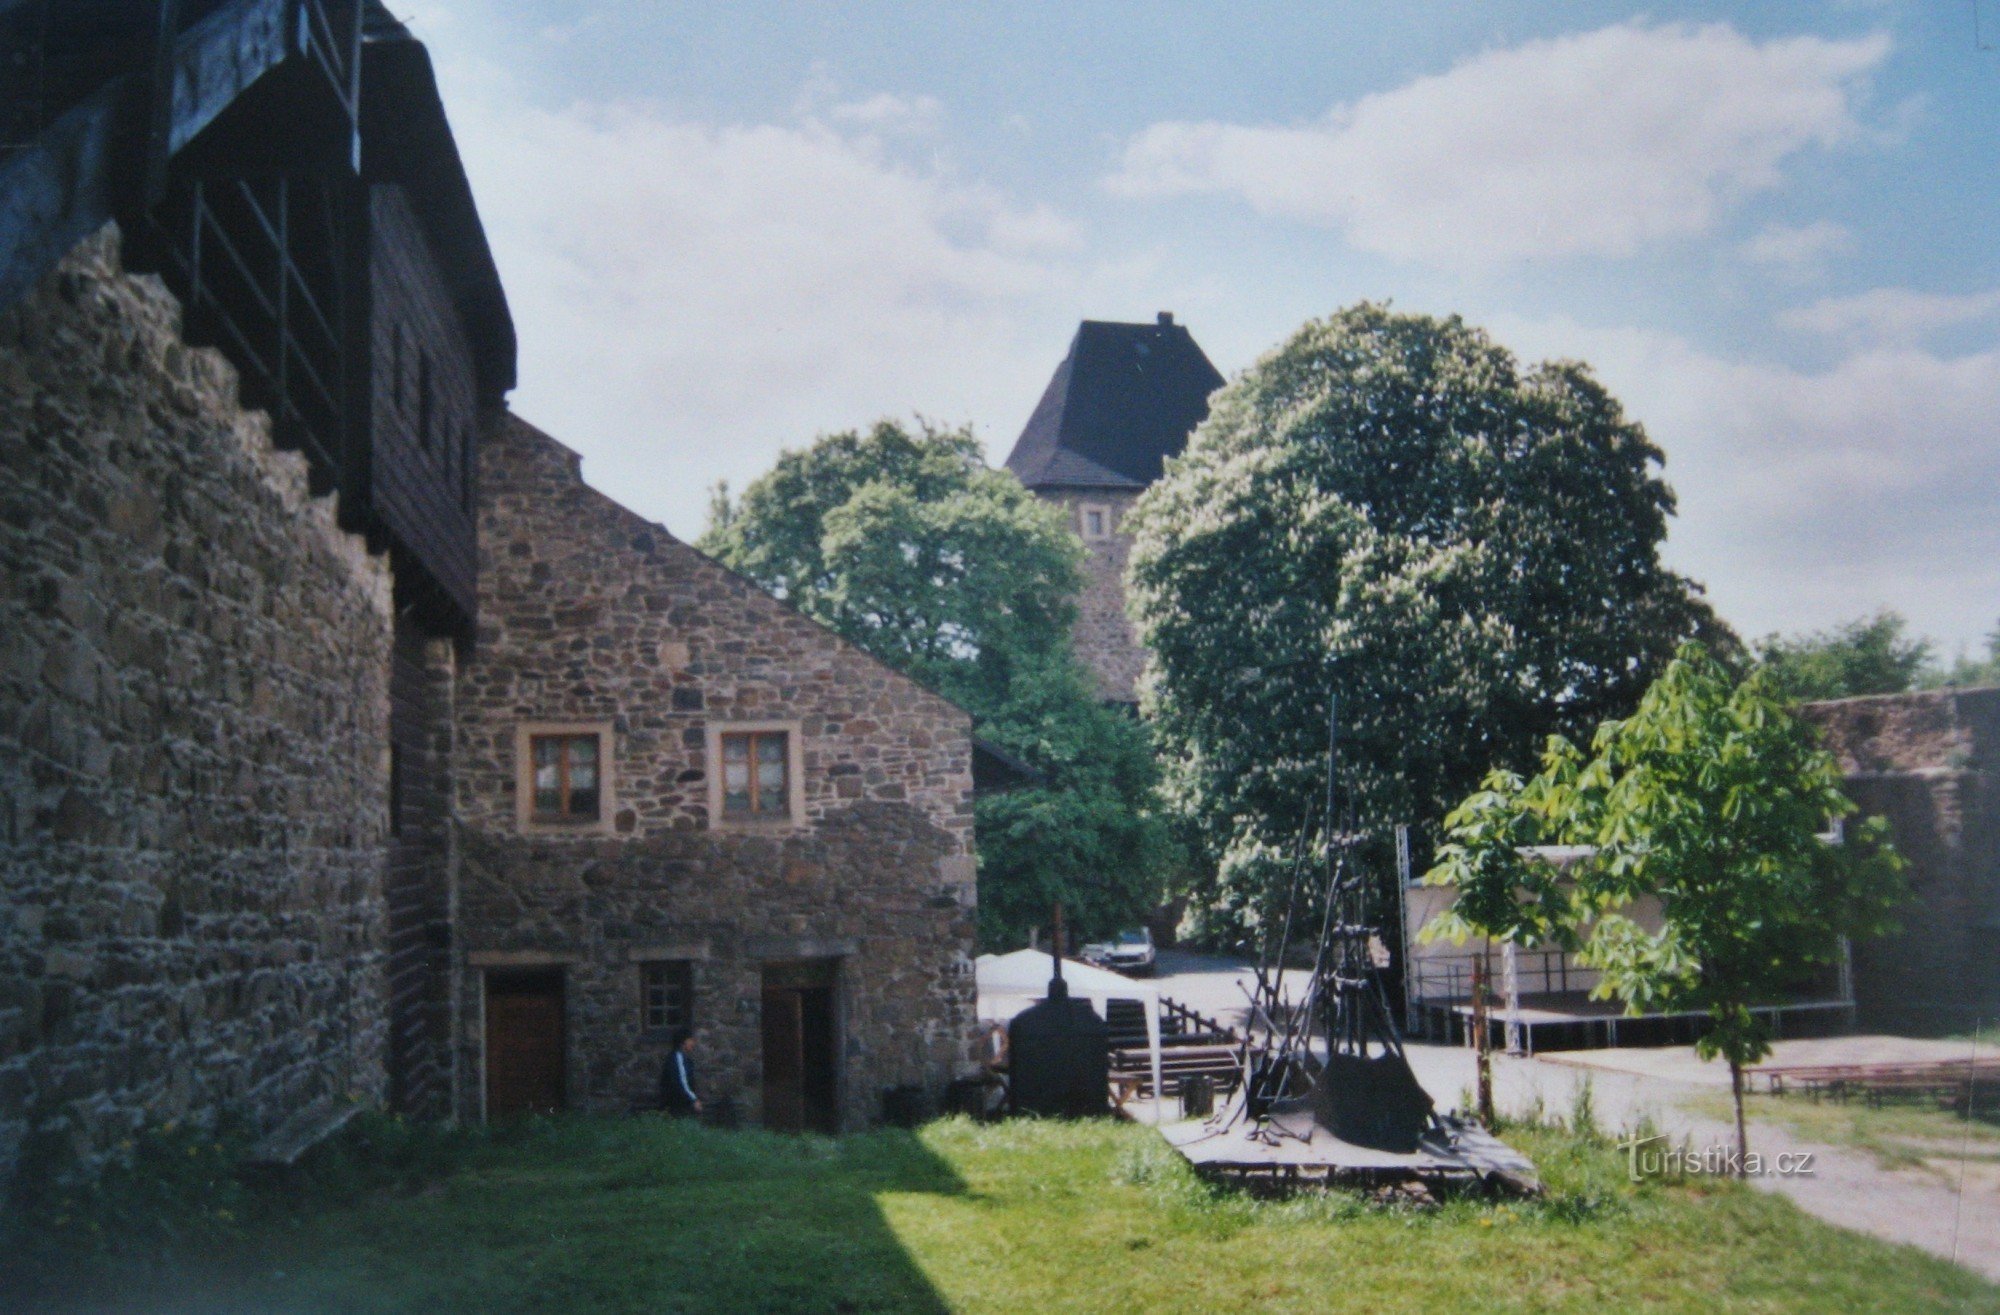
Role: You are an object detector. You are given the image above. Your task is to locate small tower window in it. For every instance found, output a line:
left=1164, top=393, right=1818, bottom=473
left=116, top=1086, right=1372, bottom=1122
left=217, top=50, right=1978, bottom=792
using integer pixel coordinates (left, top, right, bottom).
left=1081, top=504, right=1111, bottom=541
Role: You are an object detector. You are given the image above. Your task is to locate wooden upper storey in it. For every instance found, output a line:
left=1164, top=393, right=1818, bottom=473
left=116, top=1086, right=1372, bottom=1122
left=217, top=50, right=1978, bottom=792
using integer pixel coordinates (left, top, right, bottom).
left=0, top=0, right=513, bottom=635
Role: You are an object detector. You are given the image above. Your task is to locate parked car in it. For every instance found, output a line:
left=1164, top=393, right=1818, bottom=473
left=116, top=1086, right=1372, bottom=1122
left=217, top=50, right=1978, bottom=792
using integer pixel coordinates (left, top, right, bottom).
left=1082, top=927, right=1155, bottom=977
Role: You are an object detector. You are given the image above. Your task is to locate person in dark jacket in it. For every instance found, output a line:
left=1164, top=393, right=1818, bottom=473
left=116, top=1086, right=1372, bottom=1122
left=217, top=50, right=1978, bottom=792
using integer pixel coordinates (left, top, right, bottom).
left=661, top=1028, right=702, bottom=1118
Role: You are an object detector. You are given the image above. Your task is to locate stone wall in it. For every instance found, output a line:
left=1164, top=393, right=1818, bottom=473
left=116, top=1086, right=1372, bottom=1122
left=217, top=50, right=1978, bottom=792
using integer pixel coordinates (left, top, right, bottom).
left=454, top=415, right=978, bottom=1128
left=0, top=228, right=394, bottom=1183
left=1803, top=687, right=2000, bottom=1033
left=1037, top=489, right=1145, bottom=704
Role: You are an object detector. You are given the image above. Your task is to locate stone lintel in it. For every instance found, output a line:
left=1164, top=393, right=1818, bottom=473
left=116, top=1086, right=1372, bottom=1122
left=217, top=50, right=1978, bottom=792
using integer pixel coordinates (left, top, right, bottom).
left=626, top=942, right=711, bottom=962
left=743, top=936, right=858, bottom=961
left=467, top=949, right=581, bottom=968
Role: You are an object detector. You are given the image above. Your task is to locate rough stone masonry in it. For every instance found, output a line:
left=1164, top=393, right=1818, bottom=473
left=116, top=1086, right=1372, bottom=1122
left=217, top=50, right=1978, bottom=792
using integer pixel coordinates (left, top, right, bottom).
left=1804, top=687, right=2000, bottom=1033
left=453, top=416, right=980, bottom=1128
left=0, top=230, right=393, bottom=1183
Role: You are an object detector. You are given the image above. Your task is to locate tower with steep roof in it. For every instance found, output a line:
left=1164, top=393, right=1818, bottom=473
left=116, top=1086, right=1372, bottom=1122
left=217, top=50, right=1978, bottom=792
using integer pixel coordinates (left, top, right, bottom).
left=1002, top=313, right=1224, bottom=704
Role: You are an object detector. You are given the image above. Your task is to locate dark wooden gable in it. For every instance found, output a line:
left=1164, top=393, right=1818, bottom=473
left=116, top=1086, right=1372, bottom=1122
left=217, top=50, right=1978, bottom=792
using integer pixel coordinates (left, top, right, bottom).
left=365, top=184, right=480, bottom=625
left=0, top=0, right=514, bottom=638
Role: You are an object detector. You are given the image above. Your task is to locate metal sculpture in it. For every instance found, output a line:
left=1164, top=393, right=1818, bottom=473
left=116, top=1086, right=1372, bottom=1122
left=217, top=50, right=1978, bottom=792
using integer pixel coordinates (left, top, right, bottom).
left=1166, top=695, right=1538, bottom=1193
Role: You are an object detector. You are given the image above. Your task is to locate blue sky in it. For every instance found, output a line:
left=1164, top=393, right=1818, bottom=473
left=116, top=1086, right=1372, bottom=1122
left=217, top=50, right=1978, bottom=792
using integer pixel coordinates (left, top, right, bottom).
left=403, top=1, right=1999, bottom=654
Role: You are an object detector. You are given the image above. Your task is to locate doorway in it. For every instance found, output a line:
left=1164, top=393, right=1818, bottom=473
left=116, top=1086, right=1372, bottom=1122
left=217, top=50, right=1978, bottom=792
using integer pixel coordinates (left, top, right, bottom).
left=485, top=968, right=566, bottom=1117
left=761, top=959, right=840, bottom=1133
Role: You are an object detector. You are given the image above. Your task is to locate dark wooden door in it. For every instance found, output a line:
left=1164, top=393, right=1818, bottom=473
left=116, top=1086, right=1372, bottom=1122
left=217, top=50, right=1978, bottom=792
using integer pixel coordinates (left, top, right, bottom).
left=762, top=961, right=839, bottom=1133
left=486, top=970, right=565, bottom=1117
left=761, top=988, right=805, bottom=1131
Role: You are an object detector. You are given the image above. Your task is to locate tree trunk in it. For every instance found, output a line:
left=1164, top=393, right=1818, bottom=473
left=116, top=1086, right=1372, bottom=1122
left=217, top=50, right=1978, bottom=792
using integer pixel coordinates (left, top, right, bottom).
left=1730, top=1055, right=1749, bottom=1174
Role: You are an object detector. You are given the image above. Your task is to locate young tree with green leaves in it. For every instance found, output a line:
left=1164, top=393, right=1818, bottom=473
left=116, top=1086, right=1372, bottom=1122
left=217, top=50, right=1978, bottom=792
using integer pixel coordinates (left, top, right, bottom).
left=1423, top=643, right=1905, bottom=1165
left=1125, top=303, right=1730, bottom=943
left=702, top=419, right=1178, bottom=944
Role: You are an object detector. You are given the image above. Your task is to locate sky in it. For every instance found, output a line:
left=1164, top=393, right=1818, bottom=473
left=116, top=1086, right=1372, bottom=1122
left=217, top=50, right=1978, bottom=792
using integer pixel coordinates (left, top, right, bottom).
left=398, top=0, right=1999, bottom=655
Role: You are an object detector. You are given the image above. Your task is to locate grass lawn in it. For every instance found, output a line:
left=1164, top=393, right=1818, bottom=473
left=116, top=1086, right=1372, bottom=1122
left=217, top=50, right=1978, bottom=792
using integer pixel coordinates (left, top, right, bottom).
left=10, top=1114, right=1996, bottom=1314
left=1688, top=1089, right=2000, bottom=1175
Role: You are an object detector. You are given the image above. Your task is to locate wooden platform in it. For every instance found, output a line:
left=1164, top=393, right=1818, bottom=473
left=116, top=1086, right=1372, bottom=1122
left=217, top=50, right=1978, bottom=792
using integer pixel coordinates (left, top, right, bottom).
left=1163, top=1109, right=1538, bottom=1194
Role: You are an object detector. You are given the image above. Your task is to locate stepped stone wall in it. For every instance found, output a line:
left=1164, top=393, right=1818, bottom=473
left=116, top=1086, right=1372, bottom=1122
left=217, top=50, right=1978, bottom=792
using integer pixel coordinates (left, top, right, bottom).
left=454, top=416, right=979, bottom=1128
left=0, top=229, right=394, bottom=1184
left=1804, top=687, right=2000, bottom=1033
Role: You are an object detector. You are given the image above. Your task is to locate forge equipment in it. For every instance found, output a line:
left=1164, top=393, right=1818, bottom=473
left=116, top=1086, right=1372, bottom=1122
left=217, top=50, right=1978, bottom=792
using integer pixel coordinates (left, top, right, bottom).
left=1164, top=694, right=1538, bottom=1194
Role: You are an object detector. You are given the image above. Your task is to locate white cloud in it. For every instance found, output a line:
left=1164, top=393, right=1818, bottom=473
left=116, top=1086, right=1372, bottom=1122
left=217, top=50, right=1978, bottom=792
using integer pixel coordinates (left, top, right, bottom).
left=430, top=61, right=1137, bottom=538
left=1779, top=286, right=2000, bottom=345
left=828, top=92, right=944, bottom=136
left=1108, top=22, right=1888, bottom=267
left=1741, top=220, right=1853, bottom=269
left=1488, top=316, right=2000, bottom=650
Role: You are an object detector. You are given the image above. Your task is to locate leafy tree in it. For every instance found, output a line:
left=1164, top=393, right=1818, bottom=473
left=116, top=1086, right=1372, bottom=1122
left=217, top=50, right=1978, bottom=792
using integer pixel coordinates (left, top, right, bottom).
left=1423, top=643, right=1905, bottom=1164
left=702, top=419, right=1178, bottom=944
left=1125, top=303, right=1730, bottom=943
left=1754, top=611, right=1933, bottom=701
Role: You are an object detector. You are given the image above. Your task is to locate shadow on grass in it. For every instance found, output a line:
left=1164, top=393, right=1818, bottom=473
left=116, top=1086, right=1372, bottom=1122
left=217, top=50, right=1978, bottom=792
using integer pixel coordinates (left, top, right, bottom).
left=15, top=1115, right=967, bottom=1315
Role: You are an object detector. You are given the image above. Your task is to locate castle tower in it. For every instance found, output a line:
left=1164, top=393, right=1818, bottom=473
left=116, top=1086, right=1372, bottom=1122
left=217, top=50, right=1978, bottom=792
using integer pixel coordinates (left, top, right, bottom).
left=1003, top=313, right=1224, bottom=705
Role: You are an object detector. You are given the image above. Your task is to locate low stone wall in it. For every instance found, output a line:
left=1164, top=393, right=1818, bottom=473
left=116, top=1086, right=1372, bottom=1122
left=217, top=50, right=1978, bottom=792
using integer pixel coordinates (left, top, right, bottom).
left=1804, top=688, right=2000, bottom=1033
left=0, top=228, right=394, bottom=1184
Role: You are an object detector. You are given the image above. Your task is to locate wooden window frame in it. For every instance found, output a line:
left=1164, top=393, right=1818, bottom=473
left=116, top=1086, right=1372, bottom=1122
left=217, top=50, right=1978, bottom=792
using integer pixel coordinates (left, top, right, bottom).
left=514, top=721, right=615, bottom=835
left=639, top=959, right=695, bottom=1034
left=706, top=720, right=806, bottom=830
left=722, top=731, right=788, bottom=818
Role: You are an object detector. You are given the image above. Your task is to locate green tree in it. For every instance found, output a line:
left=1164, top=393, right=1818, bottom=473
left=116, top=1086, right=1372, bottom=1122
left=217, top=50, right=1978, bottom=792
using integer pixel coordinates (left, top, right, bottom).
left=1754, top=611, right=1933, bottom=701
left=1423, top=643, right=1905, bottom=1164
left=1125, top=303, right=1730, bottom=943
left=702, top=419, right=1177, bottom=944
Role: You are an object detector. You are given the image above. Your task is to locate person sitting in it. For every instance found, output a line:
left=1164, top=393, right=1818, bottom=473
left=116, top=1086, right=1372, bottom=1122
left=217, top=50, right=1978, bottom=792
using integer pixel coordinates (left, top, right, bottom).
left=660, top=1028, right=703, bottom=1119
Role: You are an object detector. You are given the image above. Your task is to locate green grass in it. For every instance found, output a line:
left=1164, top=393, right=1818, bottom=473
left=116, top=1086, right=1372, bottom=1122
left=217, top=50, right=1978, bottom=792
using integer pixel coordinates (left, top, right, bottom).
left=9, top=1114, right=1995, bottom=1314
left=1688, top=1089, right=2000, bottom=1175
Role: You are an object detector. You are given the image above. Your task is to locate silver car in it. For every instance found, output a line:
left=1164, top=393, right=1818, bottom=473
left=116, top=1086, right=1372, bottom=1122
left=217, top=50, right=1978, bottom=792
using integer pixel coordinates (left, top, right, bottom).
left=1088, top=926, right=1155, bottom=976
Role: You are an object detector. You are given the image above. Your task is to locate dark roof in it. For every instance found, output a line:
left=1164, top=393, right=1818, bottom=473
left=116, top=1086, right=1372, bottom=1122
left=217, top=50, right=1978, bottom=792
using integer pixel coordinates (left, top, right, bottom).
left=359, top=10, right=517, bottom=397
left=973, top=738, right=1044, bottom=794
left=1003, top=314, right=1225, bottom=490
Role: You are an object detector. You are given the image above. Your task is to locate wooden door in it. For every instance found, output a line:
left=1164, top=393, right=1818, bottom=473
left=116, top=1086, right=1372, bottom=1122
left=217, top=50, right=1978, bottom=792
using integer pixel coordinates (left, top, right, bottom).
left=763, top=959, right=841, bottom=1133
left=485, top=970, right=566, bottom=1116
left=761, top=988, right=805, bottom=1131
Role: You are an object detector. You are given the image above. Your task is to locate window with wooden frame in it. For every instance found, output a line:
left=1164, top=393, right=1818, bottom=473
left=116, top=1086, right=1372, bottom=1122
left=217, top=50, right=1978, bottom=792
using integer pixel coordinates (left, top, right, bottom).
left=721, top=730, right=789, bottom=817
left=530, top=732, right=602, bottom=823
left=640, top=960, right=694, bottom=1032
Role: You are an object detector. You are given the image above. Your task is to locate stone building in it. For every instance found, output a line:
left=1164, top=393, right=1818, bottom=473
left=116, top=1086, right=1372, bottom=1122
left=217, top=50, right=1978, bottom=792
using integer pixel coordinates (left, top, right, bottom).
left=1802, top=687, right=2000, bottom=1034
left=453, top=417, right=980, bottom=1131
left=0, top=0, right=983, bottom=1187
left=1002, top=314, right=1224, bottom=705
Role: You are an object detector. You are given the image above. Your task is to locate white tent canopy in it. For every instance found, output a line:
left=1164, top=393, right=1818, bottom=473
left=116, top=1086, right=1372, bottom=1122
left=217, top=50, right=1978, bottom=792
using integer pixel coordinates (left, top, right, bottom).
left=975, top=949, right=1164, bottom=1123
